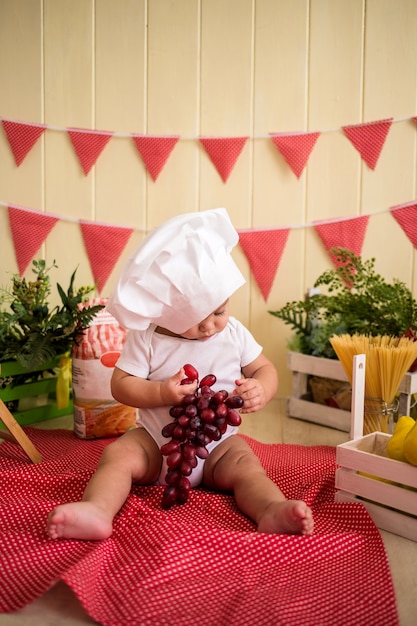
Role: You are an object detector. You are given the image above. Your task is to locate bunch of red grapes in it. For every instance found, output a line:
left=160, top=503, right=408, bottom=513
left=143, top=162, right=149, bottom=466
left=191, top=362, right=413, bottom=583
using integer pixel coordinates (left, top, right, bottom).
left=160, top=363, right=244, bottom=509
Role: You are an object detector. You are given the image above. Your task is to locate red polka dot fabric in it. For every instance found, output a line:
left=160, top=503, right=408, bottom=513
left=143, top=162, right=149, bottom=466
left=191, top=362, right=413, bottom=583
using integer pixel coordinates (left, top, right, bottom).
left=238, top=229, right=290, bottom=301
left=314, top=215, right=370, bottom=267
left=270, top=132, right=320, bottom=178
left=342, top=118, right=393, bottom=170
left=391, top=203, right=417, bottom=248
left=199, top=137, right=248, bottom=182
left=132, top=136, right=180, bottom=181
left=67, top=129, right=113, bottom=176
left=79, top=221, right=134, bottom=294
left=1, top=120, right=46, bottom=166
left=8, top=206, right=59, bottom=275
left=0, top=429, right=399, bottom=626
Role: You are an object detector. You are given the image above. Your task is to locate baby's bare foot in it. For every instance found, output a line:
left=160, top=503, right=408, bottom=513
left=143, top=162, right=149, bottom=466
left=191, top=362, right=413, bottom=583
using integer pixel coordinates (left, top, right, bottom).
left=46, top=502, right=113, bottom=541
left=257, top=500, right=314, bottom=535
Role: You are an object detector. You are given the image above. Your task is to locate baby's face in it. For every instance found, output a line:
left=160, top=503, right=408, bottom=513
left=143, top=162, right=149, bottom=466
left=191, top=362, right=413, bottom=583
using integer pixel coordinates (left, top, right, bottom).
left=180, top=300, right=229, bottom=341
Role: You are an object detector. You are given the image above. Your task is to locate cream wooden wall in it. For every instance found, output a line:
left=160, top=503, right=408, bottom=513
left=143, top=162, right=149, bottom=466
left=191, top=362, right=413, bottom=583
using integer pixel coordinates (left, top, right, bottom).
left=1, top=0, right=417, bottom=398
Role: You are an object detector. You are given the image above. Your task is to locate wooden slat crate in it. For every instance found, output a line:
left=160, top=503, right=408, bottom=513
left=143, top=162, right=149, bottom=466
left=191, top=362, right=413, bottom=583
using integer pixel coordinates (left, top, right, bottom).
left=287, top=351, right=417, bottom=432
left=0, top=358, right=73, bottom=426
left=335, top=354, right=417, bottom=542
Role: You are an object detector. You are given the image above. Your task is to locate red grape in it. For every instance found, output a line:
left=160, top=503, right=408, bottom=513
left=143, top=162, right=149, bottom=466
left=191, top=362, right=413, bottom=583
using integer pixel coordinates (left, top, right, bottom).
left=213, top=390, right=228, bottom=403
left=180, top=377, right=196, bottom=386
left=226, top=395, right=244, bottom=409
left=226, top=408, right=242, bottom=426
left=183, top=364, right=199, bottom=381
left=167, top=450, right=182, bottom=468
left=160, top=440, right=180, bottom=456
left=215, top=402, right=228, bottom=418
left=200, top=374, right=216, bottom=388
left=160, top=364, right=244, bottom=509
left=200, top=408, right=216, bottom=423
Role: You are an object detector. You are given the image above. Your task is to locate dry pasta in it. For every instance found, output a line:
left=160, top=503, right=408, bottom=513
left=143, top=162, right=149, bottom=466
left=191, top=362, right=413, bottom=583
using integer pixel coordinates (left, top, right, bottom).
left=330, top=334, right=417, bottom=435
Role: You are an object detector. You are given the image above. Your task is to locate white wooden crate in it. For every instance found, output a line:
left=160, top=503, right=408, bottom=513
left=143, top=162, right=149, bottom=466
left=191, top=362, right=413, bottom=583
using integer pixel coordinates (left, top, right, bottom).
left=335, top=355, right=417, bottom=542
left=287, top=351, right=417, bottom=433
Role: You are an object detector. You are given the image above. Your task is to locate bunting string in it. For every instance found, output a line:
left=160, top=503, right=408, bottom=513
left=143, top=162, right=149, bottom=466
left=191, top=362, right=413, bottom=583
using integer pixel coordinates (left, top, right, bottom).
left=2, top=199, right=417, bottom=301
left=1, top=114, right=417, bottom=180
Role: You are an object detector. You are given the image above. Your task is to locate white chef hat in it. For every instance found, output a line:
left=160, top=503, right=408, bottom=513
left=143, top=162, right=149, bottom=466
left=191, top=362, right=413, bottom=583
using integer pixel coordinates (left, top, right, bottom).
left=106, top=208, right=245, bottom=334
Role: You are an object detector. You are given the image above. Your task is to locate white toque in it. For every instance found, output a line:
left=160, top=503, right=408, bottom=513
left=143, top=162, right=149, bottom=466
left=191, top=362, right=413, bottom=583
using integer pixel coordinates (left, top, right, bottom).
left=106, top=208, right=245, bottom=333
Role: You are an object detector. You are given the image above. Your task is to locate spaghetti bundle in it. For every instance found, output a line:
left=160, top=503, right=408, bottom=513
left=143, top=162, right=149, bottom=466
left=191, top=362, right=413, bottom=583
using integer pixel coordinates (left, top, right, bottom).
left=330, top=334, right=417, bottom=434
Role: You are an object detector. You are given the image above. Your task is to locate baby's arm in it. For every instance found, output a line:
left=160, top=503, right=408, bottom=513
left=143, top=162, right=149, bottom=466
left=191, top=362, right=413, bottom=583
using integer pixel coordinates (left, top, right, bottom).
left=111, top=366, right=197, bottom=409
left=233, top=354, right=278, bottom=414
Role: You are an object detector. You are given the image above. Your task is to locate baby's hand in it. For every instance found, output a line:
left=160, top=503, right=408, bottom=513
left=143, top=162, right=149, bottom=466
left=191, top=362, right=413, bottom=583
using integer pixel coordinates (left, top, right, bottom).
left=160, top=368, right=198, bottom=406
left=233, top=378, right=267, bottom=414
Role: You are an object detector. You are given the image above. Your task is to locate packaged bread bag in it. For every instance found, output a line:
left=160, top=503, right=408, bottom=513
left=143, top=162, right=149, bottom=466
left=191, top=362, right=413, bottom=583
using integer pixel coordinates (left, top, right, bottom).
left=72, top=299, right=138, bottom=439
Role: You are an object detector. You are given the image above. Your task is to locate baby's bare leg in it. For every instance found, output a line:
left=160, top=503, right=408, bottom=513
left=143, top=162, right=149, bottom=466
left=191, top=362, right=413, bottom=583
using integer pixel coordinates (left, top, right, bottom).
left=46, top=428, right=161, bottom=540
left=203, top=436, right=313, bottom=535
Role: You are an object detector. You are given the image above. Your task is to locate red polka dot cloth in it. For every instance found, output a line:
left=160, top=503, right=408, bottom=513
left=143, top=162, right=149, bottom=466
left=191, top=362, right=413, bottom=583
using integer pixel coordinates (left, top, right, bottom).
left=1, top=120, right=46, bottom=166
left=0, top=429, right=399, bottom=626
left=391, top=203, right=417, bottom=249
left=342, top=118, right=393, bottom=170
left=67, top=129, right=114, bottom=176
left=79, top=221, right=134, bottom=294
left=132, top=136, right=180, bottom=181
left=199, top=137, right=248, bottom=182
left=270, top=132, right=320, bottom=178
left=238, top=229, right=290, bottom=301
left=314, top=215, right=370, bottom=268
left=8, top=206, right=59, bottom=275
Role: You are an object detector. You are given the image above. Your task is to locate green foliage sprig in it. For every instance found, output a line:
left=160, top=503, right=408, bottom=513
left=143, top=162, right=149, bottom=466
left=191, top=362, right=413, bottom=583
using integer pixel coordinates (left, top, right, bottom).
left=0, top=259, right=105, bottom=370
left=269, top=248, right=417, bottom=359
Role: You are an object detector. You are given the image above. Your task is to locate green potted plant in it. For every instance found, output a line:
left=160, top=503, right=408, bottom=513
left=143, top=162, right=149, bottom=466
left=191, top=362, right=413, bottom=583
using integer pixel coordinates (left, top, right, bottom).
left=0, top=259, right=105, bottom=424
left=268, top=247, right=417, bottom=425
left=269, top=247, right=417, bottom=359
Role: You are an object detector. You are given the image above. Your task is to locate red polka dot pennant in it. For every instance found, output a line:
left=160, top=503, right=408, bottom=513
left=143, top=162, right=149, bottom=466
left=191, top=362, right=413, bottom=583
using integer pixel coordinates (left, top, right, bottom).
left=342, top=118, right=393, bottom=170
left=390, top=202, right=417, bottom=248
left=67, top=128, right=114, bottom=175
left=1, top=120, right=46, bottom=166
left=8, top=206, right=59, bottom=275
left=314, top=215, right=370, bottom=268
left=132, top=135, right=180, bottom=181
left=238, top=228, right=290, bottom=301
left=199, top=136, right=248, bottom=182
left=80, top=221, right=134, bottom=293
left=269, top=132, right=321, bottom=178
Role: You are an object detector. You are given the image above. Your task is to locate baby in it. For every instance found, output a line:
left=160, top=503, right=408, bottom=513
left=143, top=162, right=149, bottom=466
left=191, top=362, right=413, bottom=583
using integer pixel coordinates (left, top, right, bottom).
left=47, top=209, right=313, bottom=540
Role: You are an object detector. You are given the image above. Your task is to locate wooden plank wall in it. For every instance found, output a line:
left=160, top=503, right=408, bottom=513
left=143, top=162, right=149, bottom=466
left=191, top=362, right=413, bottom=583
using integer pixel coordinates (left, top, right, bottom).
left=1, top=0, right=416, bottom=397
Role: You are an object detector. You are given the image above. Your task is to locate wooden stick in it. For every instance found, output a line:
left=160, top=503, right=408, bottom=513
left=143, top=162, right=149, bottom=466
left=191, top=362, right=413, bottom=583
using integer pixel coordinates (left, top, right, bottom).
left=0, top=399, right=42, bottom=463
left=351, top=354, right=366, bottom=439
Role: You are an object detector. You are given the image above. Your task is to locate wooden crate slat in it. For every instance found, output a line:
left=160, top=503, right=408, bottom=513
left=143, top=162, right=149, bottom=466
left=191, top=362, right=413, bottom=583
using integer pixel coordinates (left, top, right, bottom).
left=0, top=378, right=57, bottom=402
left=336, top=467, right=417, bottom=516
left=0, top=358, right=72, bottom=425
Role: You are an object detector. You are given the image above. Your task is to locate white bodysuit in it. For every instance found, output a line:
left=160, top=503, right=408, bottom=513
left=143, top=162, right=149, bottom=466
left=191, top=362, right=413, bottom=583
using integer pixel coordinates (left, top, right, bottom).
left=116, top=316, right=262, bottom=487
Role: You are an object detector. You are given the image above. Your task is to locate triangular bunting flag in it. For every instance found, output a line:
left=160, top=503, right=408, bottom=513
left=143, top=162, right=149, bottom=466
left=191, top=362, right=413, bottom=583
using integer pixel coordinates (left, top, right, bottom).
left=269, top=132, right=320, bottom=178
left=342, top=118, right=393, bottom=170
left=8, top=207, right=59, bottom=275
left=132, top=135, right=179, bottom=181
left=390, top=202, right=417, bottom=248
left=199, top=137, right=248, bottom=182
left=238, top=229, right=290, bottom=301
left=2, top=120, right=46, bottom=166
left=67, top=129, right=113, bottom=175
left=314, top=215, right=370, bottom=268
left=80, top=221, right=134, bottom=294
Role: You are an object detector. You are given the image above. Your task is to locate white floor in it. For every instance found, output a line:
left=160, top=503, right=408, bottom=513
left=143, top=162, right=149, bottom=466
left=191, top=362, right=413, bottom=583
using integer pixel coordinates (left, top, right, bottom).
left=1, top=399, right=416, bottom=626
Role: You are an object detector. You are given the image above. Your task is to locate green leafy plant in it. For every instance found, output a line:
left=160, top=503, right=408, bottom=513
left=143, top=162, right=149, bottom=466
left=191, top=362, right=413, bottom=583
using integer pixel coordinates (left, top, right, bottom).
left=269, top=247, right=417, bottom=359
left=0, top=259, right=105, bottom=370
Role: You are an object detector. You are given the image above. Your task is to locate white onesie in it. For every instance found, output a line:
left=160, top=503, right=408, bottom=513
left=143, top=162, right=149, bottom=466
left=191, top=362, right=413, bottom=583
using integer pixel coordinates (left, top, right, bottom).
left=116, top=316, right=262, bottom=487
